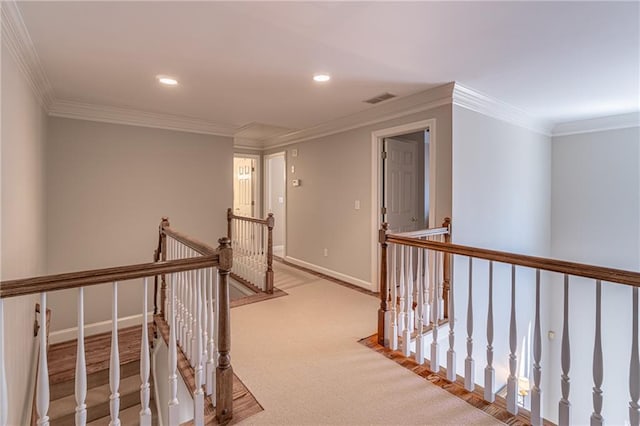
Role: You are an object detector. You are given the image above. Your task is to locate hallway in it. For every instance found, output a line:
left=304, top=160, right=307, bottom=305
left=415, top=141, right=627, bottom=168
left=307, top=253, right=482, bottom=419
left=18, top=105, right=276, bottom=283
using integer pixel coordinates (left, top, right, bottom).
left=231, top=262, right=502, bottom=425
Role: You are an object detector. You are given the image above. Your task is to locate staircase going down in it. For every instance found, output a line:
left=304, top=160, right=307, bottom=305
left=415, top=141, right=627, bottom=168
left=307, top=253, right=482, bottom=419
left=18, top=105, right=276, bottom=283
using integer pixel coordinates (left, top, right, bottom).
left=42, top=325, right=156, bottom=426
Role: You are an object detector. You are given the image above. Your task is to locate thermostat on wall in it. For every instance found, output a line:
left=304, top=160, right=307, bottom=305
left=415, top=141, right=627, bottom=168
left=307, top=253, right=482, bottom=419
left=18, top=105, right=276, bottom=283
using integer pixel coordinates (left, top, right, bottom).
left=292, top=179, right=301, bottom=187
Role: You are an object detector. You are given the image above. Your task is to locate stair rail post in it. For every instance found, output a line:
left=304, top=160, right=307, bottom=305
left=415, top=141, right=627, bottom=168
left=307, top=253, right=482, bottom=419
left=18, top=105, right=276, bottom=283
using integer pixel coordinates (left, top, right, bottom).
left=265, top=213, right=275, bottom=294
left=378, top=223, right=389, bottom=346
left=159, top=217, right=170, bottom=319
left=227, top=208, right=233, bottom=242
left=216, top=237, right=233, bottom=424
left=442, top=217, right=451, bottom=319
left=0, top=299, right=7, bottom=426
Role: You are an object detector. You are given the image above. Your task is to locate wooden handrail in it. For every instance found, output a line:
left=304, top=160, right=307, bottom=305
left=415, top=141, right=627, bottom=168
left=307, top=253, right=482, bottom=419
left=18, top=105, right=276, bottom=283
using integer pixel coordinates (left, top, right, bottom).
left=393, top=226, right=450, bottom=238
left=0, top=255, right=219, bottom=299
left=385, top=233, right=640, bottom=288
left=227, top=208, right=270, bottom=225
left=162, top=225, right=217, bottom=256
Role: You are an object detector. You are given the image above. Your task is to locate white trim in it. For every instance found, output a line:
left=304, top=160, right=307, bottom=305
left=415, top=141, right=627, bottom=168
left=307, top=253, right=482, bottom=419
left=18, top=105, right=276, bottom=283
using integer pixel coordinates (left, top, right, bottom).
left=452, top=83, right=553, bottom=136
left=1, top=0, right=55, bottom=109
left=262, top=83, right=455, bottom=149
left=264, top=152, right=287, bottom=257
left=284, top=256, right=373, bottom=292
left=551, top=112, right=640, bottom=137
left=48, top=312, right=153, bottom=345
left=370, top=119, right=437, bottom=293
left=49, top=99, right=237, bottom=137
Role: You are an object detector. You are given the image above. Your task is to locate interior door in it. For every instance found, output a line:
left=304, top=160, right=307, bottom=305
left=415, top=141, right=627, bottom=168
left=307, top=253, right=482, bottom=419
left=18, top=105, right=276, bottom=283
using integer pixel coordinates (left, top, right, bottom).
left=383, top=137, right=418, bottom=233
left=233, top=157, right=255, bottom=217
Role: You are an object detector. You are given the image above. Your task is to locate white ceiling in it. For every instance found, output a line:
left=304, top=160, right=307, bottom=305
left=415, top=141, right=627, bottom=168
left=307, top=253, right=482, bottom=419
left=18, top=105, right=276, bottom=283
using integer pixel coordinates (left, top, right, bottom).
left=15, top=1, right=640, bottom=136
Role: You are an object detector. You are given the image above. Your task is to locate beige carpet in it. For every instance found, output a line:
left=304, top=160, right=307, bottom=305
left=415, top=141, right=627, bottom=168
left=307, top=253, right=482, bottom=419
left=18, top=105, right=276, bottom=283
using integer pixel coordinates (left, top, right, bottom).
left=231, top=262, right=504, bottom=425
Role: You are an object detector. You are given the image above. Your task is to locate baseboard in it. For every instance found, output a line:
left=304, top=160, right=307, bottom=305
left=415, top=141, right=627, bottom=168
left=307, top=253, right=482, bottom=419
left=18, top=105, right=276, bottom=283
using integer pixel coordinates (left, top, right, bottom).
left=283, top=255, right=374, bottom=292
left=49, top=312, right=154, bottom=344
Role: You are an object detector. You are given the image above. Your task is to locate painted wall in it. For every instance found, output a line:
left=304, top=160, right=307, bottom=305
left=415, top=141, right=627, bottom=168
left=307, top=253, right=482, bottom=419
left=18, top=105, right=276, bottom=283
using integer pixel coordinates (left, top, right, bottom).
left=265, top=105, right=452, bottom=290
left=451, top=105, right=552, bottom=410
left=45, top=117, right=233, bottom=332
left=548, top=126, right=640, bottom=425
left=1, top=45, right=48, bottom=425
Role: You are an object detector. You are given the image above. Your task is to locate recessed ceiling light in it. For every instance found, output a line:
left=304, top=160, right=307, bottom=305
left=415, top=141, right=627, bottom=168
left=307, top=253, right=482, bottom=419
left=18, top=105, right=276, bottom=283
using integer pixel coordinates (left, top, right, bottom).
left=313, top=73, right=331, bottom=82
left=157, top=75, right=178, bottom=86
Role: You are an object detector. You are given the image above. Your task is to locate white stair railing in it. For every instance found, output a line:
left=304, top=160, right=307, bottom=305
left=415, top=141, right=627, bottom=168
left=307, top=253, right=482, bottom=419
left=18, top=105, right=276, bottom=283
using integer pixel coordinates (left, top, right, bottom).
left=0, top=218, right=232, bottom=426
left=227, top=208, right=274, bottom=293
left=378, top=220, right=640, bottom=425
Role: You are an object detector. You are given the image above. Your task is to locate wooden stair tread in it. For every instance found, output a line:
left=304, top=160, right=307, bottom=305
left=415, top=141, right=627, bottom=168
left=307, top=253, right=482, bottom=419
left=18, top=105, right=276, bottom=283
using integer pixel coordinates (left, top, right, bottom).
left=49, top=374, right=143, bottom=425
left=87, top=399, right=158, bottom=426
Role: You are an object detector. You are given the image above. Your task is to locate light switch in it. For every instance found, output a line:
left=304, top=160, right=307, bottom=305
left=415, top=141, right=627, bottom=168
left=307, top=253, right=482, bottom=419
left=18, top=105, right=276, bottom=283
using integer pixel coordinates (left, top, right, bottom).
left=278, top=196, right=284, bottom=204
left=354, top=200, right=360, bottom=210
left=292, top=179, right=301, bottom=187
left=292, top=148, right=298, bottom=157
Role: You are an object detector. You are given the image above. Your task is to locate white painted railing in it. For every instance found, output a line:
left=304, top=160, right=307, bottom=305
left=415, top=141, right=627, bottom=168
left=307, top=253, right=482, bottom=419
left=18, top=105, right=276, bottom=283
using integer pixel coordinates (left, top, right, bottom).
left=0, top=219, right=233, bottom=426
left=378, top=221, right=640, bottom=426
left=227, top=208, right=274, bottom=293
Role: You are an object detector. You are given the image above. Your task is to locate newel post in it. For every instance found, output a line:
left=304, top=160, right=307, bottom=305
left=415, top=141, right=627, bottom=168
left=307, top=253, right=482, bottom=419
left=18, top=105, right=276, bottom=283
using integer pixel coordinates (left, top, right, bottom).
left=378, top=223, right=389, bottom=346
left=160, top=217, right=170, bottom=319
left=265, top=213, right=275, bottom=294
left=442, top=217, right=452, bottom=319
left=216, top=237, right=233, bottom=425
left=226, top=208, right=233, bottom=242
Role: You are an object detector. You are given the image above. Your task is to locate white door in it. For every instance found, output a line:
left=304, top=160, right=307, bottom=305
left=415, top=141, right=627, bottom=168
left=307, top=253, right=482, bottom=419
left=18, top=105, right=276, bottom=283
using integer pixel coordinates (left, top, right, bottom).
left=384, top=138, right=418, bottom=233
left=233, top=157, right=255, bottom=217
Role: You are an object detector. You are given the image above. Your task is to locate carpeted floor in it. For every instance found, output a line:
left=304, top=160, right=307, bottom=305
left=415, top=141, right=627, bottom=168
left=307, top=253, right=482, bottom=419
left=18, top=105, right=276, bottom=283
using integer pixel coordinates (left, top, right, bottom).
left=231, top=262, right=504, bottom=425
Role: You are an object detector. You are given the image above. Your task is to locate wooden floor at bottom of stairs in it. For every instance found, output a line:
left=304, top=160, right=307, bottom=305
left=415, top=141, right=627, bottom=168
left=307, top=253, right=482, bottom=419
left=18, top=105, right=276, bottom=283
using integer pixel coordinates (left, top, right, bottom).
left=359, top=334, right=555, bottom=426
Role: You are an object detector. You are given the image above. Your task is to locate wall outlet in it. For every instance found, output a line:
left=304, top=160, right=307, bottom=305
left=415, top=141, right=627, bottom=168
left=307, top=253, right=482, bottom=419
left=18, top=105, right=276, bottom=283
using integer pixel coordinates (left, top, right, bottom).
left=291, top=165, right=295, bottom=174
left=323, top=248, right=328, bottom=257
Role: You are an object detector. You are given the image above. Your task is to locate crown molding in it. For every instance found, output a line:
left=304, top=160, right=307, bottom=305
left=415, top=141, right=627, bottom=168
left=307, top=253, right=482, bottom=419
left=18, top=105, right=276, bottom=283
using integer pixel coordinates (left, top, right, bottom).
left=452, top=83, right=553, bottom=136
left=261, top=82, right=456, bottom=149
left=49, top=100, right=238, bottom=137
left=1, top=0, right=55, bottom=109
left=551, top=111, right=640, bottom=137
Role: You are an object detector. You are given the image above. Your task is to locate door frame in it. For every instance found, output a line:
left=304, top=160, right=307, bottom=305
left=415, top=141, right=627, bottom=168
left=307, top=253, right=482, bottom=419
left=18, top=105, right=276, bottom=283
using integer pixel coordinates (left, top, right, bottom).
left=233, top=153, right=261, bottom=218
left=370, top=119, right=436, bottom=292
left=264, top=151, right=287, bottom=257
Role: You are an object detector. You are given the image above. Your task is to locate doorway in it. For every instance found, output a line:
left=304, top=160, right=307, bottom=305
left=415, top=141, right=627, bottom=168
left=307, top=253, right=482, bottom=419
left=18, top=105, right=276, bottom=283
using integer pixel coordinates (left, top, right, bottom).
left=371, top=119, right=436, bottom=291
left=233, top=154, right=260, bottom=218
left=265, top=152, right=286, bottom=258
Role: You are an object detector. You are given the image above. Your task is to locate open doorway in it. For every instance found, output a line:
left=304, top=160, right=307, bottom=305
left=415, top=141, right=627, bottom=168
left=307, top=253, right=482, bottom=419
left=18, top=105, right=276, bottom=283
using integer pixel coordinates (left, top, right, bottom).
left=265, top=152, right=286, bottom=258
left=233, top=154, right=260, bottom=218
left=371, top=119, right=436, bottom=291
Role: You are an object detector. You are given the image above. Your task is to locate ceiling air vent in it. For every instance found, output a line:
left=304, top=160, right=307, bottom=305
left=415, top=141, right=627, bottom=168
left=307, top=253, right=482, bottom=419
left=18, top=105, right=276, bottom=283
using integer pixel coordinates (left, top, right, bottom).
left=364, top=92, right=396, bottom=104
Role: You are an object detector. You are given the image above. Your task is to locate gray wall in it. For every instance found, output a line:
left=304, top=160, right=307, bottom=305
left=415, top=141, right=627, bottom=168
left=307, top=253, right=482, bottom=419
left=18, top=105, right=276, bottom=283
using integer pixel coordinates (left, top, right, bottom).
left=45, top=118, right=233, bottom=331
left=452, top=105, right=552, bottom=409
left=548, top=126, right=640, bottom=425
left=1, top=45, right=48, bottom=425
left=266, top=104, right=452, bottom=287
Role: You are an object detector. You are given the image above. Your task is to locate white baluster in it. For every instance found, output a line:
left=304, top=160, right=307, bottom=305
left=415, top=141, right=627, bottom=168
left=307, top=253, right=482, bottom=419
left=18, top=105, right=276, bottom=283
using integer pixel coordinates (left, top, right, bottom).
left=415, top=248, right=425, bottom=364
left=465, top=257, right=474, bottom=391
left=390, top=244, right=398, bottom=350
left=590, top=279, right=603, bottom=426
left=484, top=261, right=494, bottom=401
left=507, top=265, right=518, bottom=415
left=201, top=269, right=208, bottom=390
left=75, top=288, right=87, bottom=425
left=559, top=274, right=571, bottom=425
left=402, top=247, right=413, bottom=357
left=109, top=283, right=120, bottom=426
left=431, top=251, right=440, bottom=372
left=446, top=252, right=456, bottom=382
left=36, top=293, right=50, bottom=426
left=168, top=273, right=180, bottom=425
left=140, top=278, right=151, bottom=426
left=207, top=267, right=216, bottom=396
left=531, top=269, right=542, bottom=424
left=398, top=246, right=406, bottom=335
left=187, top=268, right=194, bottom=365
left=194, top=268, right=204, bottom=425
left=422, top=245, right=430, bottom=327
left=383, top=243, right=392, bottom=348
left=0, top=299, right=7, bottom=426
left=630, top=287, right=639, bottom=426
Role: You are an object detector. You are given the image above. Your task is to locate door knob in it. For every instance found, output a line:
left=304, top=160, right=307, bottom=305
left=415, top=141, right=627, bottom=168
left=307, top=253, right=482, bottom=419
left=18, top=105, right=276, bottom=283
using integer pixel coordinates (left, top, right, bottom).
left=411, top=217, right=417, bottom=222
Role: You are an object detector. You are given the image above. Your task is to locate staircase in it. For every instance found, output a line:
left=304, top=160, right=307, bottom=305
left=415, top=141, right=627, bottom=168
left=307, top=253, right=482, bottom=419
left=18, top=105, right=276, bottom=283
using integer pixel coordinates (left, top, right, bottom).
left=43, top=325, right=156, bottom=426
